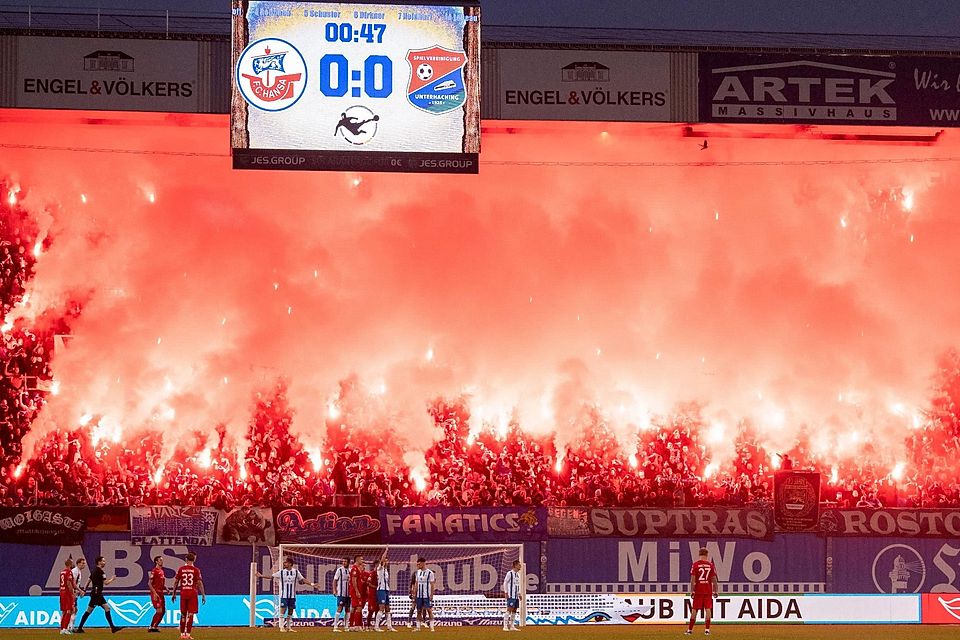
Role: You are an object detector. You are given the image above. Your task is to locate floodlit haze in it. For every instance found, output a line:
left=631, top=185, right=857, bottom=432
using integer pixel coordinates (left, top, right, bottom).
left=1, top=111, right=957, bottom=469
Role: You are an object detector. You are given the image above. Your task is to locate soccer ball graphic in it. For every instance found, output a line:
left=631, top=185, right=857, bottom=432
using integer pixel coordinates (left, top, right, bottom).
left=416, top=63, right=434, bottom=81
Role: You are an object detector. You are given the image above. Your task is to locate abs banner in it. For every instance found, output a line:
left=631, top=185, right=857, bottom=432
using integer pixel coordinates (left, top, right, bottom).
left=548, top=507, right=774, bottom=540
left=820, top=508, right=960, bottom=537
left=774, top=471, right=820, bottom=532
left=380, top=507, right=547, bottom=543
left=698, top=52, right=960, bottom=127
left=274, top=507, right=381, bottom=544
left=130, top=506, right=218, bottom=546
left=216, top=507, right=275, bottom=546
left=0, top=508, right=87, bottom=545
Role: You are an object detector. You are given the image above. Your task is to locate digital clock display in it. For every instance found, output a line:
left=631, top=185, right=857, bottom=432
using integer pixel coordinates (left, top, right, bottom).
left=230, top=0, right=480, bottom=174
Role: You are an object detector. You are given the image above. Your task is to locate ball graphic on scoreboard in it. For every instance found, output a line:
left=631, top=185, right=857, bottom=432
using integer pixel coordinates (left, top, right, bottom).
left=416, top=63, right=434, bottom=82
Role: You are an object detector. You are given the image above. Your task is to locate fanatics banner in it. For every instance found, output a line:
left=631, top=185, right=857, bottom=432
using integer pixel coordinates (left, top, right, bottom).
left=819, top=508, right=960, bottom=537
left=548, top=507, right=774, bottom=540
left=274, top=507, right=382, bottom=545
left=774, top=471, right=821, bottom=532
left=216, top=506, right=275, bottom=546
left=0, top=507, right=87, bottom=545
left=129, top=506, right=218, bottom=546
left=380, top=507, right=547, bottom=542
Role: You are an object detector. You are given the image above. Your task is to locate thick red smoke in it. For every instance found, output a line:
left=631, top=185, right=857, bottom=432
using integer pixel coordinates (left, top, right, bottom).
left=1, top=110, right=958, bottom=473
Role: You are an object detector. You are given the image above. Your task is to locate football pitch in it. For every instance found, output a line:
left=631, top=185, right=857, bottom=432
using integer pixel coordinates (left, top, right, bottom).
left=5, top=627, right=960, bottom=640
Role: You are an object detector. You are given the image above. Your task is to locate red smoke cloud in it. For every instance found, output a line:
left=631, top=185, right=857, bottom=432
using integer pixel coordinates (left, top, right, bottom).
left=0, top=110, right=957, bottom=470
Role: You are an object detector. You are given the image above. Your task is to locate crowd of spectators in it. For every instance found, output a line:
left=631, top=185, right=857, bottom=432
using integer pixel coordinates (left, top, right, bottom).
left=4, top=178, right=960, bottom=508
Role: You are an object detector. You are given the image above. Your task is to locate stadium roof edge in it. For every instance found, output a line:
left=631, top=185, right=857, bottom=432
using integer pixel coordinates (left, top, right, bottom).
left=1, top=6, right=959, bottom=56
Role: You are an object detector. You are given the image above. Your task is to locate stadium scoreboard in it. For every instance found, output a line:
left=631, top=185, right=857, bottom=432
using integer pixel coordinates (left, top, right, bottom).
left=230, top=0, right=480, bottom=173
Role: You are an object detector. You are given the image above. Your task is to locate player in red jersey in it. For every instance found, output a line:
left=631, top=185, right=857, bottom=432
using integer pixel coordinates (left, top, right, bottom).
left=348, top=555, right=365, bottom=630
left=172, top=552, right=206, bottom=640
left=686, top=548, right=720, bottom=635
left=147, top=555, right=166, bottom=633
left=364, top=563, right=379, bottom=629
left=59, top=558, right=76, bottom=635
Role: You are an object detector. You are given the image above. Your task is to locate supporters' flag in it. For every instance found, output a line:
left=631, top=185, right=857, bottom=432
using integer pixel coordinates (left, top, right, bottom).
left=774, top=471, right=821, bottom=532
left=217, top=506, right=275, bottom=546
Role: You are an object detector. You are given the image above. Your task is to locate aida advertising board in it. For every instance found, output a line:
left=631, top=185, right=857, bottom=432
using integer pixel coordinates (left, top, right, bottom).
left=0, top=593, right=922, bottom=628
left=231, top=0, right=480, bottom=173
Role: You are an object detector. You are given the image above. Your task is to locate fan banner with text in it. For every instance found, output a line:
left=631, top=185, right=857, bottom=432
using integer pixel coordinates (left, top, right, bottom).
left=547, top=507, right=774, bottom=540
left=274, top=507, right=382, bottom=544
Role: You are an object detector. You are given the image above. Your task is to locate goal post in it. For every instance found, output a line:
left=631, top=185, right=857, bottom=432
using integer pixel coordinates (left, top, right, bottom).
left=249, top=543, right=526, bottom=628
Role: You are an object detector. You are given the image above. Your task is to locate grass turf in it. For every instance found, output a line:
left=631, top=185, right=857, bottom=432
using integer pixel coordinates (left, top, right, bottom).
left=5, top=627, right=960, bottom=640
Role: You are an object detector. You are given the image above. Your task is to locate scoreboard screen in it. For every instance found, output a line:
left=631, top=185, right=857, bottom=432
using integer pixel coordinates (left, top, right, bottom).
left=230, top=0, right=480, bottom=174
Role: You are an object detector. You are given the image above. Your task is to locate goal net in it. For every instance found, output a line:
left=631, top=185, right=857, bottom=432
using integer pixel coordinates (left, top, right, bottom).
left=257, top=544, right=525, bottom=628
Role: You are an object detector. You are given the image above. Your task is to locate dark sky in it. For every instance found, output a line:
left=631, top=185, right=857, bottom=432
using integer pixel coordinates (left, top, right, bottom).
left=8, top=0, right=960, bottom=35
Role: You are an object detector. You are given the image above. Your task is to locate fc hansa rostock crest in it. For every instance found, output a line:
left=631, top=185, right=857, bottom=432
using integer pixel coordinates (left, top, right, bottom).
left=406, top=46, right=467, bottom=115
left=237, top=37, right=307, bottom=112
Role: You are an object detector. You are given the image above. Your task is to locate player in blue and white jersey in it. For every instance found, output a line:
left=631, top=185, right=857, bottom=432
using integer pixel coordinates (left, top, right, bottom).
left=257, top=558, right=317, bottom=632
left=502, top=560, right=523, bottom=632
left=331, top=558, right=351, bottom=632
left=374, top=557, right=395, bottom=632
left=413, top=557, right=436, bottom=632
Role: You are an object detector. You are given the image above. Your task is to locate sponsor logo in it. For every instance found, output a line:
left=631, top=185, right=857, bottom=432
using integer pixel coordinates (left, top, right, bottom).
left=236, top=38, right=307, bottom=112
left=0, top=602, right=18, bottom=625
left=406, top=46, right=467, bottom=114
left=275, top=509, right=381, bottom=544
left=872, top=543, right=926, bottom=593
left=21, top=50, right=192, bottom=100
left=242, top=597, right=277, bottom=621
left=938, top=596, right=960, bottom=621
left=707, top=59, right=897, bottom=122
left=561, top=61, right=610, bottom=83
left=334, top=106, right=380, bottom=145
left=107, top=599, right=153, bottom=625
left=83, top=50, right=135, bottom=72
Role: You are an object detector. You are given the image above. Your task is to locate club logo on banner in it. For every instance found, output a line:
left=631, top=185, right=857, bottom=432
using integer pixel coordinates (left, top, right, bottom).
left=774, top=471, right=820, bottom=531
left=216, top=507, right=275, bottom=546
left=274, top=508, right=381, bottom=544
left=381, top=507, right=546, bottom=542
left=406, top=46, right=467, bottom=114
left=130, top=506, right=218, bottom=546
left=872, top=544, right=926, bottom=593
left=0, top=508, right=86, bottom=545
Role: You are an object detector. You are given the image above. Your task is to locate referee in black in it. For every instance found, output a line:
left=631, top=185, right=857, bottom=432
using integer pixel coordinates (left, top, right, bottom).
left=75, top=555, right=123, bottom=633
